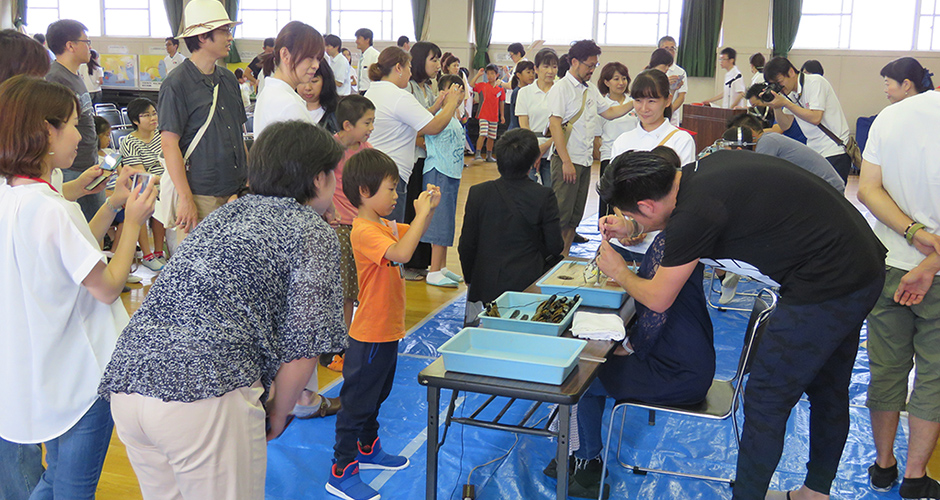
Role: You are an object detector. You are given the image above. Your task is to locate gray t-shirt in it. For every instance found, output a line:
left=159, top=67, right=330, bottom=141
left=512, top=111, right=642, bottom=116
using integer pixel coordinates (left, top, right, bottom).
left=45, top=61, right=97, bottom=171
left=158, top=59, right=247, bottom=197
left=756, top=132, right=845, bottom=193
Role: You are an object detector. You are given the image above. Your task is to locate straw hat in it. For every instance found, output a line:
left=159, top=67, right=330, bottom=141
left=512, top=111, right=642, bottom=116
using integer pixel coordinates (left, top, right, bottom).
left=178, top=0, right=242, bottom=38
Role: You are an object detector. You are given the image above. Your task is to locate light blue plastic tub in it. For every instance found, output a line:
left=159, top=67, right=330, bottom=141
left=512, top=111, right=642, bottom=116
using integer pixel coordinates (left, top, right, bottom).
left=478, top=292, right=581, bottom=337
left=437, top=328, right=587, bottom=385
left=536, top=260, right=629, bottom=309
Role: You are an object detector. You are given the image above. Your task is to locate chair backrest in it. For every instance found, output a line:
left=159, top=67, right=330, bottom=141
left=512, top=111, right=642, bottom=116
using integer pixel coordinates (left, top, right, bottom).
left=110, top=126, right=133, bottom=149
left=94, top=103, right=117, bottom=113
left=97, top=109, right=123, bottom=127
left=731, top=288, right=778, bottom=392
left=121, top=108, right=131, bottom=126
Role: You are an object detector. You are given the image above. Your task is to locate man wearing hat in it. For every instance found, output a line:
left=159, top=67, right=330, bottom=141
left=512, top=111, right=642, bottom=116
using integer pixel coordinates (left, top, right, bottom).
left=157, top=0, right=247, bottom=235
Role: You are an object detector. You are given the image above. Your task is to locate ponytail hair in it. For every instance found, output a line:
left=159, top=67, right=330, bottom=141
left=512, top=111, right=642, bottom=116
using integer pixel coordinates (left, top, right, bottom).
left=369, top=46, right=411, bottom=82
left=881, top=56, right=934, bottom=94
left=511, top=60, right=534, bottom=89
left=261, top=21, right=324, bottom=77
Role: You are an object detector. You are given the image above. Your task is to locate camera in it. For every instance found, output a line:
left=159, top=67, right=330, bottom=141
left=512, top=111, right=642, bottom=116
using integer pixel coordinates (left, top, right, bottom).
left=759, top=82, right=784, bottom=102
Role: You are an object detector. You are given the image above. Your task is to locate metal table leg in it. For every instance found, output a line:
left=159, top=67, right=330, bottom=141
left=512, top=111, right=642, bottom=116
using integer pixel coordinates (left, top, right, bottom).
left=427, top=385, right=440, bottom=500
left=556, top=404, right=570, bottom=499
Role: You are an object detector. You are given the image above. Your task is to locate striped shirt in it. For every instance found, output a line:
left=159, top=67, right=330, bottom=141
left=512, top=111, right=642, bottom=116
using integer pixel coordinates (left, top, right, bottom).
left=120, top=131, right=164, bottom=176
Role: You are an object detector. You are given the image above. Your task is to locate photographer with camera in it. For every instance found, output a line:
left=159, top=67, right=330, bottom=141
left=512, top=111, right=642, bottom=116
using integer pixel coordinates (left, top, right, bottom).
left=762, top=56, right=852, bottom=183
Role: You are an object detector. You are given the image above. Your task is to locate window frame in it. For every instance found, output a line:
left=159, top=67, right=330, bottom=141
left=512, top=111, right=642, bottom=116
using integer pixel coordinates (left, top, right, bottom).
left=792, top=0, right=934, bottom=51
left=236, top=0, right=414, bottom=42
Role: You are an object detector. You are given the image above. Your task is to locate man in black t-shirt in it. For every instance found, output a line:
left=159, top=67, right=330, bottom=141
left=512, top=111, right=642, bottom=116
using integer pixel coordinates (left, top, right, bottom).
left=245, top=37, right=274, bottom=89
left=596, top=150, right=886, bottom=499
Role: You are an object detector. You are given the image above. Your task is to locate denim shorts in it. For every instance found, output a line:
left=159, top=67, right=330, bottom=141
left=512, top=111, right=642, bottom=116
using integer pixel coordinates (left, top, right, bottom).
left=420, top=169, right=460, bottom=246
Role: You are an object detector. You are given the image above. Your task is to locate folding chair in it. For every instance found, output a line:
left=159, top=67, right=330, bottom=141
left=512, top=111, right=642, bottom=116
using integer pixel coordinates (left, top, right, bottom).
left=110, top=126, right=133, bottom=150
left=120, top=107, right=131, bottom=126
left=94, top=103, right=117, bottom=113
left=597, top=288, right=778, bottom=496
left=97, top=108, right=124, bottom=128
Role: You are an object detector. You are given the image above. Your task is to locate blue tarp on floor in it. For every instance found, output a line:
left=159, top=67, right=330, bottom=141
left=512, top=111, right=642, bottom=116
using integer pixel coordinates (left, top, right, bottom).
left=265, top=215, right=909, bottom=499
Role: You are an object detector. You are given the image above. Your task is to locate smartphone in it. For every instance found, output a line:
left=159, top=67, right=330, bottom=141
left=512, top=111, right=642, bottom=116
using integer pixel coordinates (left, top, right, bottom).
left=132, top=172, right=152, bottom=192
left=84, top=152, right=122, bottom=191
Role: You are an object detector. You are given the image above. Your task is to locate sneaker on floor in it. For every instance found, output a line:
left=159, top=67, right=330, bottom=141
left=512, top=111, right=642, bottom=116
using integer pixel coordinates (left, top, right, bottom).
left=126, top=275, right=143, bottom=284
left=292, top=396, right=341, bottom=420
left=140, top=256, right=164, bottom=272
left=567, top=457, right=610, bottom=499
left=868, top=462, right=898, bottom=492
left=485, top=154, right=496, bottom=162
left=326, top=461, right=380, bottom=500
left=718, top=273, right=740, bottom=305
left=441, top=268, right=464, bottom=283
left=357, top=437, right=409, bottom=471
left=474, top=152, right=483, bottom=162
left=402, top=268, right=425, bottom=281
left=426, top=272, right=459, bottom=288
left=899, top=475, right=940, bottom=499
left=573, top=233, right=589, bottom=244
left=326, top=355, right=344, bottom=372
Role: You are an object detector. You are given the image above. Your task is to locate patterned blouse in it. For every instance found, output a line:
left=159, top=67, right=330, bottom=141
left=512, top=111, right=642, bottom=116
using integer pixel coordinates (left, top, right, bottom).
left=99, top=195, right=347, bottom=402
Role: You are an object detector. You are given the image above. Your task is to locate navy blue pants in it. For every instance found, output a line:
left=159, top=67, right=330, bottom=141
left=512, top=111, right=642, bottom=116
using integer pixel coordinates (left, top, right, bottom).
left=333, top=338, right=399, bottom=469
left=732, top=273, right=884, bottom=499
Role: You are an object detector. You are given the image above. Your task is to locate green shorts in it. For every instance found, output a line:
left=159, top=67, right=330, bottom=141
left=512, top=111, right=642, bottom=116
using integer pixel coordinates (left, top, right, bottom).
left=550, top=155, right=591, bottom=229
left=865, top=266, right=940, bottom=422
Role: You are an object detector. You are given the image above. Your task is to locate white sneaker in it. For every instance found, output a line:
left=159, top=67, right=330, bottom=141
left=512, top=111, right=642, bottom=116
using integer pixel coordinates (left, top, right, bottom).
left=719, top=273, right=740, bottom=305
left=141, top=256, right=164, bottom=272
left=426, top=271, right=458, bottom=288
left=441, top=268, right=464, bottom=283
left=126, top=275, right=143, bottom=284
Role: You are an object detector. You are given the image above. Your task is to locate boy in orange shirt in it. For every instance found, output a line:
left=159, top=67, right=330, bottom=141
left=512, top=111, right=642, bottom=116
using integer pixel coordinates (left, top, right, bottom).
left=326, top=148, right=440, bottom=500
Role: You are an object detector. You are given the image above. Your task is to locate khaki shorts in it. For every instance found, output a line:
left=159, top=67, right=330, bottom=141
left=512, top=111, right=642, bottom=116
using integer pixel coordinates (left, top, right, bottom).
left=335, top=224, right=359, bottom=301
left=192, top=195, right=231, bottom=221
left=550, top=154, right=591, bottom=229
left=865, top=266, right=940, bottom=422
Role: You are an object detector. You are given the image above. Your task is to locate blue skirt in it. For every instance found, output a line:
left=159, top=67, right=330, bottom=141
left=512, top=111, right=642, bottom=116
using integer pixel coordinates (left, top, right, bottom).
left=420, top=168, right=460, bottom=246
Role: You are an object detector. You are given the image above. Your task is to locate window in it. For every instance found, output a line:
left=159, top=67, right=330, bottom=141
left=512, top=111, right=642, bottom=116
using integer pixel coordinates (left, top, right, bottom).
left=236, top=0, right=412, bottom=41
left=103, top=0, right=171, bottom=38
left=26, top=0, right=101, bottom=37
left=490, top=0, right=592, bottom=45
left=792, top=0, right=922, bottom=50
left=919, top=0, right=940, bottom=50
left=597, top=0, right=683, bottom=46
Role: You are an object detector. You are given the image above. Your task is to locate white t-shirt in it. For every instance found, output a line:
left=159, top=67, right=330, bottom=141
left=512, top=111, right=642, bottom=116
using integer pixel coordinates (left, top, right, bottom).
left=78, top=64, right=103, bottom=93
left=751, top=71, right=765, bottom=87
left=365, top=80, right=434, bottom=181
left=598, top=95, right=637, bottom=161
left=515, top=81, right=553, bottom=158
left=722, top=66, right=746, bottom=108
left=164, top=52, right=186, bottom=76
left=253, top=76, right=315, bottom=138
left=610, top=120, right=696, bottom=254
left=863, top=90, right=940, bottom=273
left=238, top=81, right=252, bottom=109
left=0, top=183, right=128, bottom=443
left=547, top=72, right=612, bottom=166
left=784, top=73, right=850, bottom=158
left=358, top=46, right=380, bottom=93
left=666, top=64, right=688, bottom=126
left=329, top=52, right=352, bottom=96
left=308, top=106, right=325, bottom=123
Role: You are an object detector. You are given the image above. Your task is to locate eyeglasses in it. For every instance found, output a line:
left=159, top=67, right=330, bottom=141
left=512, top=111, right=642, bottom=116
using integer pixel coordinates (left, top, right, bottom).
left=72, top=39, right=92, bottom=46
left=138, top=112, right=158, bottom=119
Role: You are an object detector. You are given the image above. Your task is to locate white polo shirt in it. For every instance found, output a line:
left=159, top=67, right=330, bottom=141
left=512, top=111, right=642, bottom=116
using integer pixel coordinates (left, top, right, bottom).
left=722, top=66, right=746, bottom=108
left=610, top=119, right=696, bottom=255
left=164, top=52, right=186, bottom=76
left=598, top=95, right=637, bottom=162
left=252, top=76, right=315, bottom=138
left=785, top=73, right=850, bottom=158
left=358, top=46, right=380, bottom=93
left=515, top=81, right=553, bottom=158
left=547, top=72, right=612, bottom=166
left=329, top=52, right=352, bottom=96
left=0, top=183, right=128, bottom=443
left=365, top=80, right=434, bottom=181
left=666, top=64, right=688, bottom=126
left=863, top=90, right=940, bottom=273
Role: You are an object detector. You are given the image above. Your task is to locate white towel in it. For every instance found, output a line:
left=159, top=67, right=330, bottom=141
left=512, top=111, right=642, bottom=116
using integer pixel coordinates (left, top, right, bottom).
left=571, top=311, right=626, bottom=341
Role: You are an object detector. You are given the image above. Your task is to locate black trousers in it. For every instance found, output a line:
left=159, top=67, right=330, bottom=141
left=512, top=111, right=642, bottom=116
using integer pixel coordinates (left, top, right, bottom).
left=404, top=159, right=431, bottom=269
left=826, top=153, right=852, bottom=184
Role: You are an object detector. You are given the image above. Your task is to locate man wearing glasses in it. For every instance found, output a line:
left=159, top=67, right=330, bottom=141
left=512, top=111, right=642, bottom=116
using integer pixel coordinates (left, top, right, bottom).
left=658, top=36, right=687, bottom=126
left=45, top=19, right=102, bottom=222
left=704, top=47, right=746, bottom=109
left=158, top=0, right=247, bottom=236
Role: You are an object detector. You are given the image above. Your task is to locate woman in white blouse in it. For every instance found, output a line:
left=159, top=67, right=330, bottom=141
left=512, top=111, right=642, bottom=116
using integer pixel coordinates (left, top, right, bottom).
left=364, top=46, right=462, bottom=223
left=0, top=75, right=155, bottom=497
left=253, top=21, right=326, bottom=137
left=515, top=47, right=558, bottom=185
left=596, top=61, right=637, bottom=217
left=609, top=69, right=695, bottom=261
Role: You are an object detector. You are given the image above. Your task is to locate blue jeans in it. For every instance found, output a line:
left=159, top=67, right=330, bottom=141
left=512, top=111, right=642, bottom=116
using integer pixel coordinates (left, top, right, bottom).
left=388, top=176, right=408, bottom=224
left=60, top=168, right=107, bottom=223
left=0, top=439, right=42, bottom=500
left=527, top=158, right=551, bottom=186
left=29, top=397, right=113, bottom=500
left=574, top=379, right=609, bottom=460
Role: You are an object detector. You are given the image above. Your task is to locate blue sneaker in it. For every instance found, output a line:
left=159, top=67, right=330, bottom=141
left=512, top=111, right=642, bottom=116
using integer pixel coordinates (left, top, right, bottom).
left=357, top=437, right=409, bottom=471
left=326, top=461, right=380, bottom=500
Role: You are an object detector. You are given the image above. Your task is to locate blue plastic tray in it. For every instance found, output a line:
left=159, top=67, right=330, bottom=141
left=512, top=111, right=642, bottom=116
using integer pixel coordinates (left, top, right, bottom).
left=478, top=292, right=581, bottom=336
left=536, top=260, right=628, bottom=309
left=437, top=328, right=587, bottom=385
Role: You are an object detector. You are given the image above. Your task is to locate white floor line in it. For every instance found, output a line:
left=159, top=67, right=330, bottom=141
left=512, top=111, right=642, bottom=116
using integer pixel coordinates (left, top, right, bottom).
left=368, top=394, right=466, bottom=491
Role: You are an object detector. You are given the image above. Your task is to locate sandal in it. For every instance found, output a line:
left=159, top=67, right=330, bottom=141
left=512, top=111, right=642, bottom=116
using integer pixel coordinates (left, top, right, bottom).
left=291, top=396, right=342, bottom=419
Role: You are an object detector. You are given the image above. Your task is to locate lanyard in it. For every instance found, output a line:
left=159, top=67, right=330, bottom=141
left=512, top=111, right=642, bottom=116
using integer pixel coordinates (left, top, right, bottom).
left=13, top=175, right=58, bottom=193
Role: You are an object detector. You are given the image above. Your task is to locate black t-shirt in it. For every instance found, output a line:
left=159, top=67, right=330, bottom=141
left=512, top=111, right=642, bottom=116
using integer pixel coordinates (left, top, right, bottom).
left=661, top=150, right=885, bottom=304
left=247, top=55, right=263, bottom=78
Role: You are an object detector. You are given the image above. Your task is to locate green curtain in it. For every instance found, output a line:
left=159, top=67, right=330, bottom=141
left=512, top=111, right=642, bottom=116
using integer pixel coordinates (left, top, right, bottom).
left=12, top=0, right=27, bottom=29
left=222, top=0, right=241, bottom=63
left=412, top=0, right=428, bottom=41
left=164, top=0, right=184, bottom=37
left=772, top=0, right=802, bottom=57
left=676, top=0, right=724, bottom=78
left=472, top=0, right=496, bottom=70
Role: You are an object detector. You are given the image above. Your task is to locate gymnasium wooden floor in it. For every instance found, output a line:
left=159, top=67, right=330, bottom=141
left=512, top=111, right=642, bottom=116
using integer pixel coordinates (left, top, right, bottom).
left=96, top=163, right=940, bottom=497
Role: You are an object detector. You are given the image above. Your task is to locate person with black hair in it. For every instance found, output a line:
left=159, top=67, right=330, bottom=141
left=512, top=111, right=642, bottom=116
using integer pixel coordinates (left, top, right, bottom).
left=749, top=52, right=766, bottom=87
left=508, top=60, right=535, bottom=129
left=246, top=36, right=275, bottom=89
left=164, top=37, right=185, bottom=75
left=800, top=59, right=824, bottom=76
left=158, top=0, right=247, bottom=234
left=547, top=39, right=634, bottom=255
left=704, top=47, right=746, bottom=108
left=763, top=56, right=852, bottom=182
left=355, top=28, right=379, bottom=94
left=658, top=36, right=687, bottom=126
left=79, top=49, right=103, bottom=103
left=516, top=47, right=559, bottom=185
left=880, top=56, right=934, bottom=104
left=397, top=35, right=410, bottom=51
left=458, top=128, right=563, bottom=324
left=33, top=32, right=55, bottom=61
left=297, top=61, right=340, bottom=134
left=470, top=63, right=507, bottom=161
left=595, top=149, right=886, bottom=500
left=324, top=34, right=352, bottom=96
left=596, top=61, right=637, bottom=217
